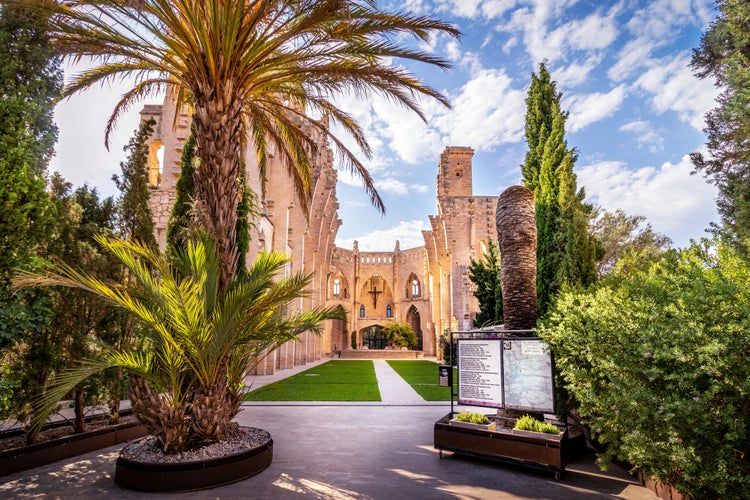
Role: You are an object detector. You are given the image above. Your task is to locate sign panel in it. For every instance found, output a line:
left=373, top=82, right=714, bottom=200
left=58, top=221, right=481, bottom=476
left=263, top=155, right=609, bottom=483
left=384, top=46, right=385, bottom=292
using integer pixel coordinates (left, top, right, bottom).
left=457, top=339, right=503, bottom=408
left=502, top=339, right=555, bottom=412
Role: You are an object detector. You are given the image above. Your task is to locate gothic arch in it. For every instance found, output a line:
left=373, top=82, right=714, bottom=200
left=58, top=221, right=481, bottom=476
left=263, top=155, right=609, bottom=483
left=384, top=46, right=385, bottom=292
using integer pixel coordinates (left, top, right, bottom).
left=405, top=273, right=421, bottom=299
left=328, top=271, right=349, bottom=299
left=406, top=305, right=423, bottom=351
left=360, top=275, right=393, bottom=318
left=330, top=305, right=347, bottom=352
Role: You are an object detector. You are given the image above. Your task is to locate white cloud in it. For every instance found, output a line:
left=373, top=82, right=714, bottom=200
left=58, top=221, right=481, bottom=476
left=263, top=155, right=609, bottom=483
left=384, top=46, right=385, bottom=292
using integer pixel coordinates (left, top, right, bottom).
left=564, top=85, right=627, bottom=132
left=554, top=56, right=603, bottom=88
left=336, top=220, right=429, bottom=251
left=577, top=155, right=719, bottom=247
left=435, top=67, right=526, bottom=150
left=619, top=119, right=664, bottom=152
left=608, top=0, right=714, bottom=81
left=633, top=54, right=718, bottom=130
left=434, top=0, right=518, bottom=20
left=374, top=177, right=429, bottom=196
left=505, top=2, right=619, bottom=66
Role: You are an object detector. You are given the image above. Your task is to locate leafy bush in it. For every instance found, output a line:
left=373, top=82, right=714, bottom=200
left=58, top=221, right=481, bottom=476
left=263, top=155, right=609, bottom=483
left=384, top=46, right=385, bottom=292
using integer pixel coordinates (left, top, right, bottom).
left=382, top=322, right=417, bottom=349
left=542, top=241, right=750, bottom=498
left=514, top=415, right=560, bottom=434
left=455, top=411, right=490, bottom=425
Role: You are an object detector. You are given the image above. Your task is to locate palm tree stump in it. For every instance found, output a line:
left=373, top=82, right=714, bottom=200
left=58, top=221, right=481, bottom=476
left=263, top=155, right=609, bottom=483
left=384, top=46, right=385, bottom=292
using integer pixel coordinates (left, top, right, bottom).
left=496, top=186, right=538, bottom=331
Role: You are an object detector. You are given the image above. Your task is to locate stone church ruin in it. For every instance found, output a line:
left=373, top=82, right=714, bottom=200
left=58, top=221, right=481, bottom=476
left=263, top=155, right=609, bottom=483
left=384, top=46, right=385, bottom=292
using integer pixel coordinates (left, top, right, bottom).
left=141, top=98, right=501, bottom=374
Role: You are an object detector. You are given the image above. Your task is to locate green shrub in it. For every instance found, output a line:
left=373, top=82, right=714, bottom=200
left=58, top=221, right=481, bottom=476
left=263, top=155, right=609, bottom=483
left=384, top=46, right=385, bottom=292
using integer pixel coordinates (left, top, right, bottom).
left=382, top=322, right=417, bottom=349
left=542, top=241, right=750, bottom=498
left=455, top=411, right=490, bottom=425
left=514, top=415, right=559, bottom=434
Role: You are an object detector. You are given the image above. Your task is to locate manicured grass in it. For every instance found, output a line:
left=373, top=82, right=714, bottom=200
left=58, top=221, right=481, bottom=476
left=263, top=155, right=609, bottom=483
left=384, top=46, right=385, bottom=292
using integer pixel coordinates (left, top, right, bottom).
left=386, top=360, right=457, bottom=401
left=243, top=360, right=381, bottom=401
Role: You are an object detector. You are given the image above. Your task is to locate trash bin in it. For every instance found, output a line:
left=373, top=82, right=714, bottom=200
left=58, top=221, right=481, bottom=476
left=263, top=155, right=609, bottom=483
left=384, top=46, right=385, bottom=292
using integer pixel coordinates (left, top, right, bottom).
left=438, top=365, right=452, bottom=387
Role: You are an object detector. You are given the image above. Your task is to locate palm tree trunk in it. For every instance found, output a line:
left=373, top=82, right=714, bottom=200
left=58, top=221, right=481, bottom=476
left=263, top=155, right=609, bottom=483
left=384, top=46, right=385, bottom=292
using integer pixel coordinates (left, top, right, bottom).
left=129, top=375, right=192, bottom=453
left=496, top=186, right=538, bottom=331
left=191, top=87, right=246, bottom=291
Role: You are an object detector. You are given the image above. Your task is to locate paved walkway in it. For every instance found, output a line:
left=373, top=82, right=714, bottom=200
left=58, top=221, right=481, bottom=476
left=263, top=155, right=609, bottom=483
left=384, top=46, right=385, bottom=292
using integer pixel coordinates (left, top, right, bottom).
left=0, top=358, right=657, bottom=499
left=372, top=359, right=425, bottom=404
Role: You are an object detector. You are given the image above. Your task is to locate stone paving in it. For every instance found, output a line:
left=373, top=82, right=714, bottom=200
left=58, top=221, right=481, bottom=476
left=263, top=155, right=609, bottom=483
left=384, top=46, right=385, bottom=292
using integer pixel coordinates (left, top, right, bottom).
left=0, top=358, right=657, bottom=499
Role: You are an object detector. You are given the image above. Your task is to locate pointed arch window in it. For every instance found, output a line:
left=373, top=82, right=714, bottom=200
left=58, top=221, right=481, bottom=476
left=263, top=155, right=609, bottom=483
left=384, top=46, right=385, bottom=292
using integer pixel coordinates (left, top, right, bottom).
left=386, top=304, right=392, bottom=318
left=359, top=304, right=365, bottom=317
left=333, top=278, right=341, bottom=296
left=412, top=279, right=420, bottom=297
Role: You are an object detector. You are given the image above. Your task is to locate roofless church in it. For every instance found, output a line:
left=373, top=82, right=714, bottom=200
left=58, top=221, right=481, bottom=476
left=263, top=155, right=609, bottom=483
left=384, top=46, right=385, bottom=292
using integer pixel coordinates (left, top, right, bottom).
left=141, top=98, right=498, bottom=375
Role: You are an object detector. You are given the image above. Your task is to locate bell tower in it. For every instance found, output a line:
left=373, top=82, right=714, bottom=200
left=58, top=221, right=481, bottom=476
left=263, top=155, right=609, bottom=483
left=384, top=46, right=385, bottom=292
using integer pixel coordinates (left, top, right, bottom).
left=437, top=146, right=474, bottom=197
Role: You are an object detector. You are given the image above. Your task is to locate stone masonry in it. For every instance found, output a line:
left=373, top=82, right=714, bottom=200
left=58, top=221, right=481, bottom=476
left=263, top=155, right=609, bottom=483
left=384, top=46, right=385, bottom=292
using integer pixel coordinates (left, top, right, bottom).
left=143, top=96, right=498, bottom=374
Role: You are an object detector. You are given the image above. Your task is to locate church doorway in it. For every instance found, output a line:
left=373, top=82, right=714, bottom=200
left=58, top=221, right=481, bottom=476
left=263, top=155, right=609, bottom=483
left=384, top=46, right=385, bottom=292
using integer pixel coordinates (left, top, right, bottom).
left=407, top=306, right=423, bottom=351
left=361, top=325, right=386, bottom=350
left=331, top=306, right=346, bottom=351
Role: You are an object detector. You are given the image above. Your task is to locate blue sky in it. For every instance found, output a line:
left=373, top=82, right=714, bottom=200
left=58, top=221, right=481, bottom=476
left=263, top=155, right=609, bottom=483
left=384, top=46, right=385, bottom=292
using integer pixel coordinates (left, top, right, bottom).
left=51, top=0, right=721, bottom=251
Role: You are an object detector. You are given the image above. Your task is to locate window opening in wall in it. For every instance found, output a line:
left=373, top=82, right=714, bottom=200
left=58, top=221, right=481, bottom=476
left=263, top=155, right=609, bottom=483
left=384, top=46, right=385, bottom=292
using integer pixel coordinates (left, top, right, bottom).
left=333, top=278, right=340, bottom=296
left=412, top=279, right=420, bottom=297
left=359, top=304, right=365, bottom=317
left=386, top=304, right=392, bottom=318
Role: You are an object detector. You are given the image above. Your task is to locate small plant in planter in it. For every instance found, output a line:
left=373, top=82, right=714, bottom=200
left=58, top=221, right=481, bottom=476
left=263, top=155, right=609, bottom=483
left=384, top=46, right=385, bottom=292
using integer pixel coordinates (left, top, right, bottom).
left=450, top=411, right=495, bottom=430
left=514, top=415, right=561, bottom=435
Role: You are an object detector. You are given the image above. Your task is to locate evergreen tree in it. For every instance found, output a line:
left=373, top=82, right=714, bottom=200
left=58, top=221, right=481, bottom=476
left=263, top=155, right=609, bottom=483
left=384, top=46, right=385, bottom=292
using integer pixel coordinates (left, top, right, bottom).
left=166, top=134, right=196, bottom=257
left=0, top=5, right=61, bottom=293
left=167, top=133, right=256, bottom=275
left=468, top=240, right=503, bottom=327
left=113, top=118, right=157, bottom=249
left=690, top=0, right=750, bottom=254
left=521, top=62, right=597, bottom=315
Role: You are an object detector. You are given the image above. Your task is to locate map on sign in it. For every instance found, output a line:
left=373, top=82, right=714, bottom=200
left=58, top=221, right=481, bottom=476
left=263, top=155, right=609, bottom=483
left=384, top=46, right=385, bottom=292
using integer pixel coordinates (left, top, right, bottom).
left=456, top=337, right=555, bottom=412
left=502, top=339, right=554, bottom=412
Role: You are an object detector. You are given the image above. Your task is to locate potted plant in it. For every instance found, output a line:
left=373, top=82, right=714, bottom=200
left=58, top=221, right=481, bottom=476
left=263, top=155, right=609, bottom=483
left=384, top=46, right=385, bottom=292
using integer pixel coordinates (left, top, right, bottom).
left=14, top=234, right=342, bottom=491
left=511, top=415, right=564, bottom=441
left=449, top=411, right=496, bottom=431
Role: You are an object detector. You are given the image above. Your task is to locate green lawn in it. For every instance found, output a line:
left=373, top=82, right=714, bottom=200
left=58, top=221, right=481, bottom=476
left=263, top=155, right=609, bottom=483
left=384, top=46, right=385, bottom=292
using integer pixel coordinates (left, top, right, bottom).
left=386, top=360, right=456, bottom=401
left=243, top=360, right=381, bottom=401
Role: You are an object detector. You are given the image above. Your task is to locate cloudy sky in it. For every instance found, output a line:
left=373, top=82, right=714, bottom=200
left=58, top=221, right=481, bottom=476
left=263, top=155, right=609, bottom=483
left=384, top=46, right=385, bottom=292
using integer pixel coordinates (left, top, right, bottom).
left=51, top=0, right=721, bottom=251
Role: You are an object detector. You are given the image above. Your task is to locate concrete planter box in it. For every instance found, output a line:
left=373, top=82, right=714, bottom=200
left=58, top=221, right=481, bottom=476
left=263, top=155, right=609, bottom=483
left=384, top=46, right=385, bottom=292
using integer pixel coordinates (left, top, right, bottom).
left=434, top=413, right=567, bottom=479
left=0, top=420, right=147, bottom=477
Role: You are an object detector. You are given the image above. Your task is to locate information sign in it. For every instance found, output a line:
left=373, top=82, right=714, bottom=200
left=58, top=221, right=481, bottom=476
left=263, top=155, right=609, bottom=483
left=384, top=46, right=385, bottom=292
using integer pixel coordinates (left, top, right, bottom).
left=457, top=339, right=503, bottom=408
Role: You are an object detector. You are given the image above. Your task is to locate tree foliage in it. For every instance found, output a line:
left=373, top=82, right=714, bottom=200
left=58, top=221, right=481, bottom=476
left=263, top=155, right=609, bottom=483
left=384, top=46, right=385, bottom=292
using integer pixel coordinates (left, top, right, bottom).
left=591, top=209, right=672, bottom=275
left=113, top=118, right=157, bottom=249
left=521, top=62, right=597, bottom=316
left=542, top=240, right=750, bottom=498
left=691, top=0, right=750, bottom=253
left=166, top=133, right=197, bottom=258
left=0, top=4, right=60, bottom=294
left=468, top=240, right=502, bottom=327
left=382, top=322, right=418, bottom=349
left=14, top=233, right=343, bottom=453
left=18, top=0, right=460, bottom=290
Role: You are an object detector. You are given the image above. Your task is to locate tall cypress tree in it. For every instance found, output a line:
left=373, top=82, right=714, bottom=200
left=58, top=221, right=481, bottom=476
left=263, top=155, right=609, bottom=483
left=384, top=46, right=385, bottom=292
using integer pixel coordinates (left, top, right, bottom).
left=690, top=0, right=750, bottom=254
left=0, top=5, right=61, bottom=293
left=521, top=62, right=597, bottom=315
left=113, top=118, right=157, bottom=249
left=166, top=133, right=197, bottom=257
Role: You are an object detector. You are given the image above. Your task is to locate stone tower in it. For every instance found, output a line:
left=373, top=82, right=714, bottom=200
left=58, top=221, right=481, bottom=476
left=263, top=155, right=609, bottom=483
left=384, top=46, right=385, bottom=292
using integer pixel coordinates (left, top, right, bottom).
left=437, top=146, right=474, bottom=197
left=425, top=146, right=499, bottom=333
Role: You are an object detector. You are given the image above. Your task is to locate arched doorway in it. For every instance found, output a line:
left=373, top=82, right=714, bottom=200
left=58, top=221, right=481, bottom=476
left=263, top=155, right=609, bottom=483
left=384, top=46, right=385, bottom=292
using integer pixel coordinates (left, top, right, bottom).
left=407, top=306, right=423, bottom=351
left=331, top=306, right=346, bottom=352
left=361, top=325, right=387, bottom=350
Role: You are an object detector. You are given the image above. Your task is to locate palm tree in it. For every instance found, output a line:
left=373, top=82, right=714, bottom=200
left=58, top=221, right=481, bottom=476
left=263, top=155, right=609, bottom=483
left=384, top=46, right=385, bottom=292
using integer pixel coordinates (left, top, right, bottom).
left=14, top=233, right=343, bottom=453
left=496, top=185, right=537, bottom=331
left=20, top=0, right=460, bottom=289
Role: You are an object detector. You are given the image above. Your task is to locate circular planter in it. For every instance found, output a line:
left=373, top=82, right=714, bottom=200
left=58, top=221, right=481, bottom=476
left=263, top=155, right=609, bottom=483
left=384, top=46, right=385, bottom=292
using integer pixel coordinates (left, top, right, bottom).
left=115, top=428, right=273, bottom=492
